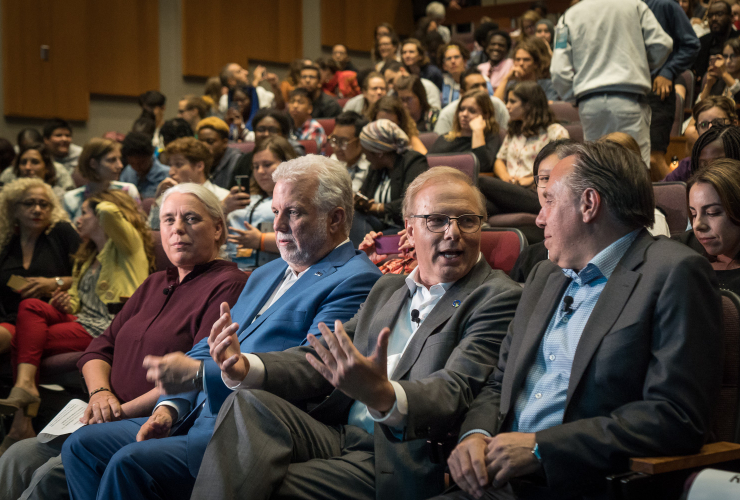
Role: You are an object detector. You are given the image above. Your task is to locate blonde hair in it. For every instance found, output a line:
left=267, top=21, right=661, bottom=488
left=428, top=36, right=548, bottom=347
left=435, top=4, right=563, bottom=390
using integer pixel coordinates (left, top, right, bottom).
left=78, top=138, right=120, bottom=182
left=0, top=178, right=69, bottom=252
left=448, top=90, right=499, bottom=140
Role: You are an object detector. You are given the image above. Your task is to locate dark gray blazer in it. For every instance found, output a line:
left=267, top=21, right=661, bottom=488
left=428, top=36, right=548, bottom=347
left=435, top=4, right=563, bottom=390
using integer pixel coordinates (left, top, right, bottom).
left=459, top=229, right=723, bottom=498
left=258, top=258, right=523, bottom=500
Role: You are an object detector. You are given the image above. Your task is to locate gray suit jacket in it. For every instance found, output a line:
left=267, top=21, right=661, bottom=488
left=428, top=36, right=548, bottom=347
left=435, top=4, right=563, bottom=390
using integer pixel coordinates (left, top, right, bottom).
left=257, top=258, right=522, bottom=500
left=459, top=230, right=723, bottom=498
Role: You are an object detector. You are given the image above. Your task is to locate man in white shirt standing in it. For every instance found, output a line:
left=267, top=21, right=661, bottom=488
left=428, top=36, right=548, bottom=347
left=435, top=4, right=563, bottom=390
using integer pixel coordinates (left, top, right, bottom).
left=190, top=166, right=523, bottom=500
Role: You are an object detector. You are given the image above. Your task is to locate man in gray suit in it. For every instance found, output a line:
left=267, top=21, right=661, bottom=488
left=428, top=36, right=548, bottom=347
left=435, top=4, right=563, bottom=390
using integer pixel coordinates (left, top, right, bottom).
left=439, top=142, right=722, bottom=499
left=190, top=167, right=523, bottom=500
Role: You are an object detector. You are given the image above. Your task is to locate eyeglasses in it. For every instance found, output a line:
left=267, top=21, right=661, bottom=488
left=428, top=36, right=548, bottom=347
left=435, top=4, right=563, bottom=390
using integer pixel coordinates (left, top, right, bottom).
left=328, top=136, right=358, bottom=150
left=17, top=199, right=51, bottom=210
left=533, top=174, right=550, bottom=187
left=697, top=118, right=732, bottom=131
left=409, top=213, right=484, bottom=233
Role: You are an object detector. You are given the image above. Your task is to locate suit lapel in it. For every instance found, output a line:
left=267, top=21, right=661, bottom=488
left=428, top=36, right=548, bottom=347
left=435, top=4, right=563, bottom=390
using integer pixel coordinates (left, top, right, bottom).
left=363, top=286, right=409, bottom=355
left=390, top=260, right=493, bottom=381
left=500, top=271, right=570, bottom=414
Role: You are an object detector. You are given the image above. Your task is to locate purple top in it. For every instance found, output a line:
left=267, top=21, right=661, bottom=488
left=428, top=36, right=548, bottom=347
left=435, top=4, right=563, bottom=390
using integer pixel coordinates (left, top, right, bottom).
left=77, top=260, right=248, bottom=403
left=664, top=156, right=691, bottom=182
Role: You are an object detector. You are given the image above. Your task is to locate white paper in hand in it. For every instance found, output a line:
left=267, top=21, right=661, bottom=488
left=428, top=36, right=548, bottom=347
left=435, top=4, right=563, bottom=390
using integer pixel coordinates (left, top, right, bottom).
left=37, top=399, right=88, bottom=443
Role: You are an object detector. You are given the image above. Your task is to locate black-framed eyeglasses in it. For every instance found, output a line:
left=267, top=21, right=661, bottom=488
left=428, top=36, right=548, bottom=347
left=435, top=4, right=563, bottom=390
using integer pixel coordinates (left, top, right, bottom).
left=697, top=118, right=732, bottom=131
left=328, top=136, right=358, bottom=150
left=409, top=213, right=484, bottom=233
left=533, top=174, right=550, bottom=187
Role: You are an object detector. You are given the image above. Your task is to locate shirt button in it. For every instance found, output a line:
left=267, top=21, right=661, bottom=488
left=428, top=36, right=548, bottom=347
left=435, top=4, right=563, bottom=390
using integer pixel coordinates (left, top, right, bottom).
left=535, top=393, right=542, bottom=399
left=562, top=316, right=569, bottom=323
left=549, top=354, right=556, bottom=361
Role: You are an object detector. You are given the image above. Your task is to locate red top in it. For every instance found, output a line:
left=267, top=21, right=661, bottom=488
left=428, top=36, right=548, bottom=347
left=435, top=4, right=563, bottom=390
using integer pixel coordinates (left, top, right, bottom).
left=77, top=260, right=248, bottom=403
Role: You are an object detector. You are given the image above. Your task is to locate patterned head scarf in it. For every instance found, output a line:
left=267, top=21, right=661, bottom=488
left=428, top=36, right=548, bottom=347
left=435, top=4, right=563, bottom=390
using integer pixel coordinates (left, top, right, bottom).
left=359, top=119, right=409, bottom=155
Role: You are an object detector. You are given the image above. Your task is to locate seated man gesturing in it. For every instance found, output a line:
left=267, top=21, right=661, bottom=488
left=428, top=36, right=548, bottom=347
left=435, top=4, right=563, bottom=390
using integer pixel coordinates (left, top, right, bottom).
left=61, top=156, right=383, bottom=500
left=190, top=167, right=523, bottom=500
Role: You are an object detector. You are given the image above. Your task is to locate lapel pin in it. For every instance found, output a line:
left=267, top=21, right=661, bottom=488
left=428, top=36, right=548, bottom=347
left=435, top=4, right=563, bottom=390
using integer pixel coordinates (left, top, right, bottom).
left=315, top=271, right=323, bottom=277
left=452, top=300, right=461, bottom=308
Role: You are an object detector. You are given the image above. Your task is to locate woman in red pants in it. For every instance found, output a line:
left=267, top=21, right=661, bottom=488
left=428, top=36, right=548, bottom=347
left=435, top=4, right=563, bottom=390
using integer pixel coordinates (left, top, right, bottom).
left=0, top=189, right=153, bottom=448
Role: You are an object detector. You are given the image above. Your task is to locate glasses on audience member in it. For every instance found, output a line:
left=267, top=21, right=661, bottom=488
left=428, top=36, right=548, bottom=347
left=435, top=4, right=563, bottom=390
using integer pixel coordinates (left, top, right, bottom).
left=533, top=174, right=550, bottom=188
left=328, top=136, right=358, bottom=150
left=255, top=126, right=282, bottom=135
left=409, top=213, right=484, bottom=233
left=17, top=199, right=51, bottom=210
left=697, top=118, right=732, bottom=132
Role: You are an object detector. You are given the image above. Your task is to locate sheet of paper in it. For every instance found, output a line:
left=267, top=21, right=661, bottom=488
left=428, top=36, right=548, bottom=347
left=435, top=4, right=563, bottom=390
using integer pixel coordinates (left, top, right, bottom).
left=37, top=399, right=88, bottom=443
left=6, top=274, right=29, bottom=292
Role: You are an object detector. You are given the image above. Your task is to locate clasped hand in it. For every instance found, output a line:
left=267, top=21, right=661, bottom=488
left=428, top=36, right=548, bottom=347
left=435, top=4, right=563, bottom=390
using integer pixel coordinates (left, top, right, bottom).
left=306, top=321, right=396, bottom=414
left=143, top=352, right=201, bottom=395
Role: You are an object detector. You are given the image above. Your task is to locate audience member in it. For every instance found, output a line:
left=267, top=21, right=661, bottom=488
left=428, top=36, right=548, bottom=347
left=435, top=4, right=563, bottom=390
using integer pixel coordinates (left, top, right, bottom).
left=228, top=109, right=306, bottom=189
left=329, top=111, right=371, bottom=192
left=687, top=158, right=740, bottom=294
left=42, top=119, right=82, bottom=175
left=0, top=138, right=16, bottom=175
left=494, top=37, right=558, bottom=102
left=352, top=119, right=429, bottom=243
left=317, top=56, right=360, bottom=99
left=535, top=19, right=555, bottom=51
left=699, top=37, right=740, bottom=102
left=401, top=38, right=444, bottom=90
left=177, top=95, right=209, bottom=133
left=195, top=117, right=242, bottom=189
left=438, top=141, right=722, bottom=499
left=416, top=16, right=442, bottom=46
left=694, top=1, right=740, bottom=79
left=511, top=9, right=540, bottom=43
left=435, top=68, right=510, bottom=136
left=203, top=76, right=222, bottom=115
left=62, top=156, right=383, bottom=500
left=118, top=131, right=169, bottom=199
left=367, top=95, right=427, bottom=154
left=225, top=84, right=260, bottom=141
left=137, top=91, right=166, bottom=150
left=332, top=43, right=358, bottom=72
left=159, top=117, right=194, bottom=147
left=298, top=64, right=342, bottom=118
left=374, top=33, right=401, bottom=72
left=218, top=62, right=275, bottom=115
left=430, top=89, right=502, bottom=172
left=189, top=166, right=522, bottom=500
left=227, top=136, right=297, bottom=270
left=150, top=137, right=248, bottom=228
left=439, top=43, right=471, bottom=107
left=0, top=179, right=80, bottom=358
left=0, top=190, right=152, bottom=453
left=477, top=30, right=514, bottom=93
left=131, top=112, right=156, bottom=139
left=375, top=22, right=395, bottom=42
left=645, top=0, right=702, bottom=180
left=427, top=1, right=452, bottom=42
left=280, top=59, right=305, bottom=105
left=288, top=88, right=328, bottom=150
left=0, top=183, right=248, bottom=499
left=395, top=74, right=440, bottom=132
left=0, top=143, right=74, bottom=199
left=15, top=128, right=42, bottom=153
left=468, top=22, right=500, bottom=67
left=382, top=59, right=442, bottom=110
left=62, top=139, right=141, bottom=222
left=343, top=71, right=388, bottom=115
left=552, top=0, right=673, bottom=166
left=689, top=124, right=740, bottom=178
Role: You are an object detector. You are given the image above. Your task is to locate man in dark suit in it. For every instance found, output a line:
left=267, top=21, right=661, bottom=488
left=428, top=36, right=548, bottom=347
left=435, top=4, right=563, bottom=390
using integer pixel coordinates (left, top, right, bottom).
left=61, top=156, right=383, bottom=500
left=438, top=142, right=722, bottom=499
left=693, top=1, right=740, bottom=79
left=190, top=166, right=523, bottom=500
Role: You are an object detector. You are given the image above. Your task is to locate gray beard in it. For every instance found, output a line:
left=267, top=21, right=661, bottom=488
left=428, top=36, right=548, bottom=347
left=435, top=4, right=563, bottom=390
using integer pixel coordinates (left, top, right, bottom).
left=277, top=221, right=329, bottom=268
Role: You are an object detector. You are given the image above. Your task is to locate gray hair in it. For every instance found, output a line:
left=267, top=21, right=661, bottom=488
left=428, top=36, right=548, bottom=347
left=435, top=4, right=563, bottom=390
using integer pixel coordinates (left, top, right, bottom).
left=402, top=166, right=486, bottom=218
left=561, top=142, right=655, bottom=229
left=426, top=1, right=446, bottom=19
left=272, top=154, right=354, bottom=234
left=160, top=182, right=227, bottom=246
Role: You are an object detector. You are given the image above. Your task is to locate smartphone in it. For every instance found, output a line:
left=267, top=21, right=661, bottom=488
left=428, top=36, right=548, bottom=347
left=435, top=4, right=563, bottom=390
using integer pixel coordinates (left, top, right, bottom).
left=374, top=234, right=402, bottom=254
left=235, top=175, right=250, bottom=190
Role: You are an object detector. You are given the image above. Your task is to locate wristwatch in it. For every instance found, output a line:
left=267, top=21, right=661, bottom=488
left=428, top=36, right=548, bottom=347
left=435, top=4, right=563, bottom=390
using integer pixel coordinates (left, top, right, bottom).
left=191, top=360, right=205, bottom=391
left=54, top=277, right=64, bottom=288
left=531, top=442, right=542, bottom=464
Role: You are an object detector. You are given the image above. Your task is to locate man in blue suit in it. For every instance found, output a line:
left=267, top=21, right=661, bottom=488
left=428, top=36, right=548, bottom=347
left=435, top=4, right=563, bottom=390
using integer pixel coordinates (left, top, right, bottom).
left=61, top=156, right=383, bottom=500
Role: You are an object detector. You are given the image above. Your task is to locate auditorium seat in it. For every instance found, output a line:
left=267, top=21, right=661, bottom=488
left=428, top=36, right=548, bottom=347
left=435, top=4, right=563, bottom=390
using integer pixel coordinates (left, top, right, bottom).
left=419, top=132, right=439, bottom=151
left=550, top=102, right=580, bottom=125
left=670, top=93, right=685, bottom=137
left=480, top=228, right=528, bottom=274
left=298, top=140, right=318, bottom=155
left=680, top=69, right=695, bottom=107
left=317, top=118, right=335, bottom=136
left=653, top=182, right=689, bottom=235
left=141, top=198, right=156, bottom=216
left=337, top=98, right=349, bottom=109
left=229, top=142, right=255, bottom=155
left=427, top=153, right=478, bottom=185
left=151, top=230, right=172, bottom=271
left=39, top=352, right=84, bottom=388
left=564, top=124, right=584, bottom=142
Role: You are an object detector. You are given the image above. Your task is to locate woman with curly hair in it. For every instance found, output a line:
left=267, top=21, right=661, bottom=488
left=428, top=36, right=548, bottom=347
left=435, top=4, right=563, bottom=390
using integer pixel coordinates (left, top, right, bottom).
left=0, top=143, right=74, bottom=199
left=429, top=89, right=502, bottom=172
left=0, top=189, right=153, bottom=451
left=0, top=178, right=81, bottom=357
left=493, top=37, right=558, bottom=102
left=366, top=95, right=428, bottom=154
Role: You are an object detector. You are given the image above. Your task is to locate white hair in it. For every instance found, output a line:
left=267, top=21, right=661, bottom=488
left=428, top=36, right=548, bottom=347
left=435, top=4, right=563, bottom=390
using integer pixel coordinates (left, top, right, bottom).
left=272, top=154, right=354, bottom=234
left=160, top=183, right=227, bottom=245
left=426, top=1, right=446, bottom=20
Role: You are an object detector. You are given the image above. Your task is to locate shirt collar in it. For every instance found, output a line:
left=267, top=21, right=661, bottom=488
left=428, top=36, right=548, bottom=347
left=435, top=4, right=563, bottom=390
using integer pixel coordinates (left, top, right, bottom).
left=562, top=229, right=640, bottom=285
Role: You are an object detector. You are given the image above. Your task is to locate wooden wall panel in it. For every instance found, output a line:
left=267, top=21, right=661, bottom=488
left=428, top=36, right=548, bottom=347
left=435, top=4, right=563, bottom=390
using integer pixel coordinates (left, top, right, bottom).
left=182, top=0, right=303, bottom=78
left=3, top=0, right=88, bottom=120
left=321, top=0, right=414, bottom=53
left=87, top=0, right=160, bottom=96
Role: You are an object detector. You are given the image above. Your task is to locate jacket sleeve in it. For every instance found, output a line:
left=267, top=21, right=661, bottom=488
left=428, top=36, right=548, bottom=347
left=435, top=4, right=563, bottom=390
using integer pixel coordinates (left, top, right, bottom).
left=95, top=201, right=143, bottom=256
left=639, top=2, right=674, bottom=71
left=655, top=0, right=700, bottom=80
left=550, top=16, right=577, bottom=103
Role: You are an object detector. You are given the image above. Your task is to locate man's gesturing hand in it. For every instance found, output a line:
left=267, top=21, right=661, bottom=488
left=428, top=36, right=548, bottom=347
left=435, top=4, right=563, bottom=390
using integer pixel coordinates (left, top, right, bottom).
left=447, top=433, right=492, bottom=498
left=306, top=321, right=396, bottom=414
left=136, top=406, right=176, bottom=442
left=143, top=352, right=201, bottom=395
left=208, top=302, right=249, bottom=385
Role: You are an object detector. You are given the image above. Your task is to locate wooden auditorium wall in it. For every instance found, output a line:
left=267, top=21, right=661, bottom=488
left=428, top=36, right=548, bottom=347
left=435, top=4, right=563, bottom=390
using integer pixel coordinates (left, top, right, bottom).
left=3, top=0, right=160, bottom=121
left=321, top=0, right=414, bottom=53
left=181, top=0, right=303, bottom=78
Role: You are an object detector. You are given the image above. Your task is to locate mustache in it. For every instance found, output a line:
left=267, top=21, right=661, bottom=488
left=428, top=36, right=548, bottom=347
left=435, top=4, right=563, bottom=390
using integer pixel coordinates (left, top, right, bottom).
left=276, top=231, right=295, bottom=242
